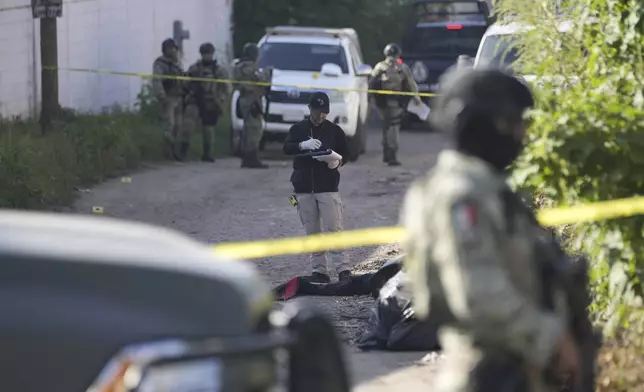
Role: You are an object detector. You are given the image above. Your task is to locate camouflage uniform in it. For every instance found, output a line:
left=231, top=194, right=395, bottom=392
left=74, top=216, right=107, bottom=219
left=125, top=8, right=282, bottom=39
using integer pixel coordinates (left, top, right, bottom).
left=371, top=57, right=418, bottom=165
left=233, top=54, right=271, bottom=168
left=185, top=59, right=232, bottom=161
left=401, top=68, right=570, bottom=392
left=152, top=54, right=186, bottom=155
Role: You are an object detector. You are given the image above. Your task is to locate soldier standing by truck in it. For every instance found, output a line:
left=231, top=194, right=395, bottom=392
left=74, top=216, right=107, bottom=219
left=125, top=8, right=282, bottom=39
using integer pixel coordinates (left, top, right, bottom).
left=153, top=38, right=186, bottom=161
left=370, top=43, right=421, bottom=167
left=184, top=43, right=232, bottom=162
left=233, top=43, right=272, bottom=169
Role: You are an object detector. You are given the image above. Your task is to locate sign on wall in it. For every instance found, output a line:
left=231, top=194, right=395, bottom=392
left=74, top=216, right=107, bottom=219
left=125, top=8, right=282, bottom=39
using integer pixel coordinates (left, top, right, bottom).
left=32, top=0, right=63, bottom=18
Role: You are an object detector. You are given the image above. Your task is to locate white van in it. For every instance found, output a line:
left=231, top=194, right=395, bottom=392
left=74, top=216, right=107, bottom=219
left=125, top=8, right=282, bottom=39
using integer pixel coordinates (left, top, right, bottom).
left=474, top=19, right=580, bottom=85
left=230, top=26, right=373, bottom=161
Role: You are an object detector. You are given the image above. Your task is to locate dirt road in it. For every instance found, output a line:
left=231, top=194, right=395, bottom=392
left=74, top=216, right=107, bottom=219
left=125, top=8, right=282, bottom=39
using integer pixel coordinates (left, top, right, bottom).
left=72, top=123, right=450, bottom=391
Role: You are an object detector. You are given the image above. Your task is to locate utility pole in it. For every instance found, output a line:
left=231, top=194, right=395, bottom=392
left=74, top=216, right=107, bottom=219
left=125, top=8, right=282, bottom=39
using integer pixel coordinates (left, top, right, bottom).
left=32, top=0, right=62, bottom=134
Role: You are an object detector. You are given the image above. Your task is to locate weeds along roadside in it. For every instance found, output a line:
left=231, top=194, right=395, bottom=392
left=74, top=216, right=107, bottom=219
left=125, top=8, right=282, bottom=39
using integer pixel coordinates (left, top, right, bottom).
left=0, top=87, right=232, bottom=210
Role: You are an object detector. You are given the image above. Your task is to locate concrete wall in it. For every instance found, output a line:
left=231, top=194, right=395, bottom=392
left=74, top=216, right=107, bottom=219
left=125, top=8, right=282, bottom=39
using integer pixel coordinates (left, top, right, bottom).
left=0, top=0, right=232, bottom=119
left=0, top=0, right=39, bottom=118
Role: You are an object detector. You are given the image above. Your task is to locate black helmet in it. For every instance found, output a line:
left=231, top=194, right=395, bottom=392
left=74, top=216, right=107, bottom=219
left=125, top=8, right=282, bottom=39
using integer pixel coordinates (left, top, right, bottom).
left=432, top=67, right=533, bottom=132
left=432, top=67, right=534, bottom=169
left=161, top=38, right=177, bottom=53
left=242, top=43, right=259, bottom=61
left=199, top=42, right=215, bottom=55
left=383, top=43, right=401, bottom=58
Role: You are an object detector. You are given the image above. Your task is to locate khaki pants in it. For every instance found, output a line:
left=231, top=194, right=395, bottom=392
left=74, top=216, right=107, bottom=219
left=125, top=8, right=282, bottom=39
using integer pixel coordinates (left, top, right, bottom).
left=296, top=192, right=350, bottom=275
left=162, top=96, right=187, bottom=143
left=377, top=100, right=403, bottom=152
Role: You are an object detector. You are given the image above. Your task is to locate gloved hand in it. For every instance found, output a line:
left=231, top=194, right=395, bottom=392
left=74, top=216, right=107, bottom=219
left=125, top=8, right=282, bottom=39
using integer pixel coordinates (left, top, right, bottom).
left=299, top=137, right=322, bottom=150
left=413, top=95, right=422, bottom=105
left=313, top=150, right=342, bottom=168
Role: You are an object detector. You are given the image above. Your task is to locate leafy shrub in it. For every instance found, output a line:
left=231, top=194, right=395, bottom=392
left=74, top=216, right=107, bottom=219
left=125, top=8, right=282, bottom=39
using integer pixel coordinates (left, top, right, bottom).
left=492, top=0, right=644, bottom=389
left=0, top=84, right=232, bottom=209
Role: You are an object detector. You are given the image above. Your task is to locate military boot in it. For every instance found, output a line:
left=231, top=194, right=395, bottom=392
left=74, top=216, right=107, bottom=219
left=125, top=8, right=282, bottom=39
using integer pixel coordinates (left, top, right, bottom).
left=388, top=149, right=401, bottom=166
left=383, top=148, right=392, bottom=164
left=201, top=144, right=215, bottom=162
left=175, top=142, right=190, bottom=162
left=245, top=151, right=268, bottom=169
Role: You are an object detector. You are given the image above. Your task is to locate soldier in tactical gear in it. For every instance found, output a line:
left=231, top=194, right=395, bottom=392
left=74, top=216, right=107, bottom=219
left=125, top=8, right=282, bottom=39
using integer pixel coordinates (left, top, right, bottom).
left=370, top=43, right=421, bottom=166
left=400, top=68, right=583, bottom=392
left=184, top=43, right=232, bottom=162
left=233, top=43, right=272, bottom=169
left=153, top=38, right=187, bottom=161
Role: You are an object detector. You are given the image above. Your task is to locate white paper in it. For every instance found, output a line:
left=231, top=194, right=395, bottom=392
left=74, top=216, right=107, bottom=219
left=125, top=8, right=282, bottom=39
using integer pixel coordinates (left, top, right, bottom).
left=314, top=150, right=342, bottom=162
left=406, top=99, right=430, bottom=121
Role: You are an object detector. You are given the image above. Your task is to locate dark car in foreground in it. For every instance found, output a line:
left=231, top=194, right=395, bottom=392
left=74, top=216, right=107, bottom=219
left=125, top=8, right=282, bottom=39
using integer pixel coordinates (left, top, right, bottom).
left=0, top=210, right=350, bottom=392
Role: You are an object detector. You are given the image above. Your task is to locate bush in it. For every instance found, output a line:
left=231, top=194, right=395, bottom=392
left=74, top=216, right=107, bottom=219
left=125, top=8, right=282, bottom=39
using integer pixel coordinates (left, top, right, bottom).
left=493, top=0, right=644, bottom=389
left=0, top=85, right=232, bottom=209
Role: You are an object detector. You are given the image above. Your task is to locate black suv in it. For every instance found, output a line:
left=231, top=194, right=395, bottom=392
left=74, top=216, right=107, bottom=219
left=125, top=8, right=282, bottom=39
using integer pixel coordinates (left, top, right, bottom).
left=401, top=0, right=493, bottom=124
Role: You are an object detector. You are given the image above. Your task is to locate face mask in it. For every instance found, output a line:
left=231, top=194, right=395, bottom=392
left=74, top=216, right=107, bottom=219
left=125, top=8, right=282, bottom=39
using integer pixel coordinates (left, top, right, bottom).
left=455, top=117, right=524, bottom=171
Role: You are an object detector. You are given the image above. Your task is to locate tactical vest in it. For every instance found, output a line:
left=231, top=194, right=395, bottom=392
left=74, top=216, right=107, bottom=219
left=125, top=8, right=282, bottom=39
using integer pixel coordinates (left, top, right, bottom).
left=155, top=57, right=183, bottom=94
left=370, top=61, right=411, bottom=108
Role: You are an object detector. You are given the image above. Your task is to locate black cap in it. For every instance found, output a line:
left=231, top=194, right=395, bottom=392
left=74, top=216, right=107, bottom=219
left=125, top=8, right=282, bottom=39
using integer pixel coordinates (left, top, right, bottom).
left=162, top=38, right=177, bottom=53
left=309, top=91, right=330, bottom=113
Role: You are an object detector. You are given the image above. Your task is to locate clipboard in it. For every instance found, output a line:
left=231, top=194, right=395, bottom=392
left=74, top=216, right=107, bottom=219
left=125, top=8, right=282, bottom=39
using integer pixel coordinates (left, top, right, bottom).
left=294, top=149, right=332, bottom=158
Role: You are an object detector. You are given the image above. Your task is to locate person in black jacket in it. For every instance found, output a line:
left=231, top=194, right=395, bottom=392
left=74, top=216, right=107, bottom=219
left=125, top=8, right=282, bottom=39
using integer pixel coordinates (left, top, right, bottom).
left=283, top=92, right=352, bottom=283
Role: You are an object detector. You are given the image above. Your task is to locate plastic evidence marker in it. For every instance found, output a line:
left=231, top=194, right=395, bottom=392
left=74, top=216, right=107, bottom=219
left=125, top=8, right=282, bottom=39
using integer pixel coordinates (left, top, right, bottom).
left=92, top=206, right=104, bottom=215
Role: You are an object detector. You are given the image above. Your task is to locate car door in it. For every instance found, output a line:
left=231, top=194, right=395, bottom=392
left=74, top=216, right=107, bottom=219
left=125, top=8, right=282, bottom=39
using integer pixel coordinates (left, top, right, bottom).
left=348, top=43, right=369, bottom=124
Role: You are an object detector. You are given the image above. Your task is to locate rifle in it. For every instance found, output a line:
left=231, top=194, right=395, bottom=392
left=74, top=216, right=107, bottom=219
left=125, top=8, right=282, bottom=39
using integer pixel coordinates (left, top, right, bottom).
left=500, top=189, right=600, bottom=392
left=538, top=241, right=602, bottom=392
left=263, top=68, right=273, bottom=121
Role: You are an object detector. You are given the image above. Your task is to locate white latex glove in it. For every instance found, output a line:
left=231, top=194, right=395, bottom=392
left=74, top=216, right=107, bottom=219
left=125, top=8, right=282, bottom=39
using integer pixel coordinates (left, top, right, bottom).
left=299, top=137, right=322, bottom=150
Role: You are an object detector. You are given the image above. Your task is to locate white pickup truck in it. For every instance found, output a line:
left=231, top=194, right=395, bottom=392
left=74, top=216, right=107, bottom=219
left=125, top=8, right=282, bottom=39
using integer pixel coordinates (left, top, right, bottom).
left=230, top=26, right=373, bottom=161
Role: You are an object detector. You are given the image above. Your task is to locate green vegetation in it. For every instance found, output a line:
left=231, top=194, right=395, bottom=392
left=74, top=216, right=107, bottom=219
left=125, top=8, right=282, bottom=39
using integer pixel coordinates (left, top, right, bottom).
left=493, top=0, right=644, bottom=389
left=232, top=0, right=407, bottom=65
left=0, top=86, right=232, bottom=209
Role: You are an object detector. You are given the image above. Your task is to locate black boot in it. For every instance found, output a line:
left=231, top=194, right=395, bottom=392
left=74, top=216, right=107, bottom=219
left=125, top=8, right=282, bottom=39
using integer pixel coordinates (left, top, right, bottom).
left=242, top=151, right=268, bottom=169
left=174, top=142, right=190, bottom=162
left=383, top=148, right=391, bottom=163
left=202, top=144, right=215, bottom=162
left=388, top=149, right=401, bottom=166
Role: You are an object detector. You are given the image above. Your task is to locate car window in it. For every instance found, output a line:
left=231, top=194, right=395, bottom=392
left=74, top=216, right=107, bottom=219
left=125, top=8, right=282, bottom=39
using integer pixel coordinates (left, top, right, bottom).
left=413, top=1, right=489, bottom=23
left=258, top=43, right=349, bottom=74
left=477, top=34, right=521, bottom=68
left=404, top=25, right=487, bottom=56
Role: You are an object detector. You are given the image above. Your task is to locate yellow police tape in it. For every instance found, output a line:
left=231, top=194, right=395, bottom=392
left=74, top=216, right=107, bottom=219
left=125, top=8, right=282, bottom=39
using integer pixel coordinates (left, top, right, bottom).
left=212, top=196, right=644, bottom=259
left=44, top=66, right=436, bottom=98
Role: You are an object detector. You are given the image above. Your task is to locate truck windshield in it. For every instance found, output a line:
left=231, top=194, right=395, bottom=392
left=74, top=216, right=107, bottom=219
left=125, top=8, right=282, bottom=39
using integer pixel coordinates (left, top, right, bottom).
left=258, top=43, right=349, bottom=74
left=477, top=34, right=520, bottom=68
left=404, top=25, right=487, bottom=56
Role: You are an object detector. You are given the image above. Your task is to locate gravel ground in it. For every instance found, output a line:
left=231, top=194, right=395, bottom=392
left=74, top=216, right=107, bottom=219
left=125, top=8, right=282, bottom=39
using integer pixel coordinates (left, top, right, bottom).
left=71, top=120, right=450, bottom=391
